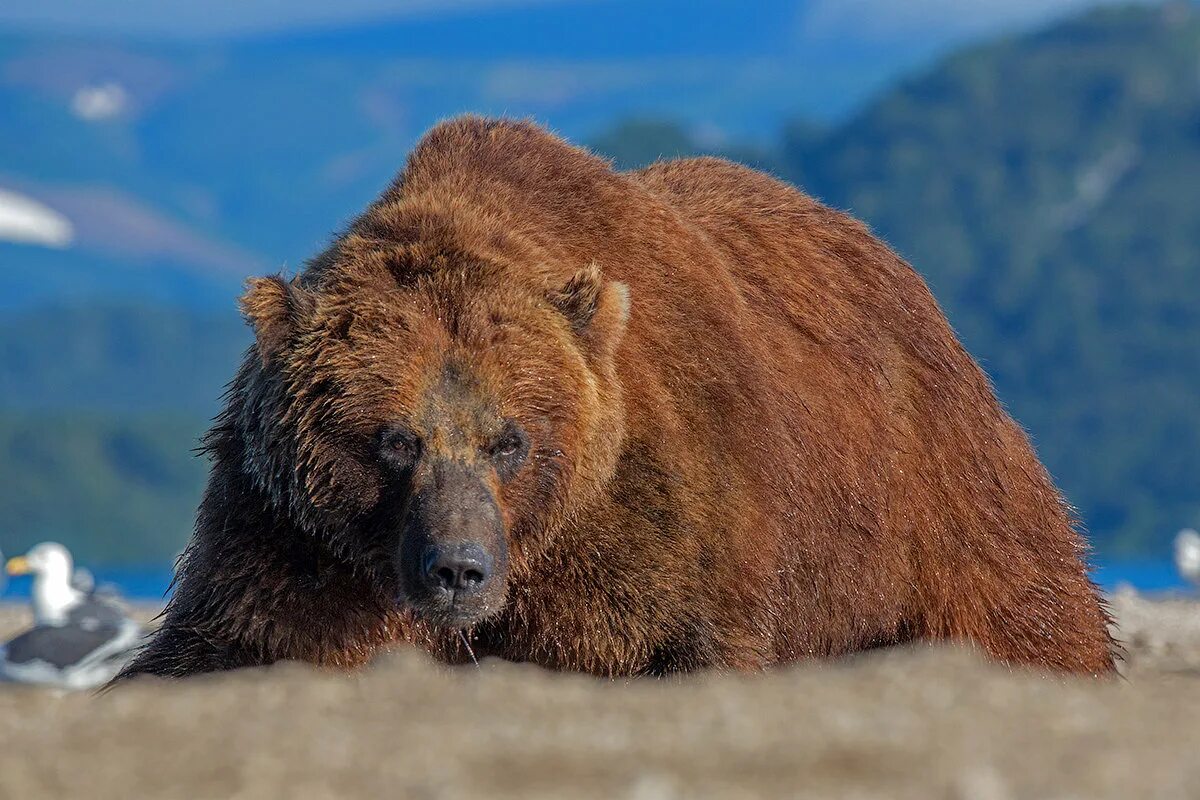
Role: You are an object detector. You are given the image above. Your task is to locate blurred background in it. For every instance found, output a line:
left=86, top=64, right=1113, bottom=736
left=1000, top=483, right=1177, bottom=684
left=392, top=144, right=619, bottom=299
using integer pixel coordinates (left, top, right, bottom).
left=0, top=0, right=1196, bottom=595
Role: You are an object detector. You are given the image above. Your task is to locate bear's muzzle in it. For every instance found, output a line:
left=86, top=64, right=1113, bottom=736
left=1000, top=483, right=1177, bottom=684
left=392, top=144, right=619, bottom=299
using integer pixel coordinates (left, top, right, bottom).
left=395, top=458, right=508, bottom=627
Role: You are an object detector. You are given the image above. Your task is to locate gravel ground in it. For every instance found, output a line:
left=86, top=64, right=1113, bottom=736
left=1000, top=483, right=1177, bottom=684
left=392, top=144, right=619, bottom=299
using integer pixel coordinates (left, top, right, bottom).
left=1, top=591, right=1198, bottom=799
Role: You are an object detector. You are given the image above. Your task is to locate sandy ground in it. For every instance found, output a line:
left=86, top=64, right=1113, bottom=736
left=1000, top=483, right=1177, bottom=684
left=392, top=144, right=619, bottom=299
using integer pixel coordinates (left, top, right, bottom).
left=1, top=591, right=1198, bottom=799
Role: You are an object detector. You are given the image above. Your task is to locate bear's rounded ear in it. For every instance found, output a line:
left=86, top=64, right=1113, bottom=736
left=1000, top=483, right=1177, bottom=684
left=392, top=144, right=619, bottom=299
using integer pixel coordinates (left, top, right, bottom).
left=548, top=264, right=630, bottom=357
left=240, top=275, right=314, bottom=366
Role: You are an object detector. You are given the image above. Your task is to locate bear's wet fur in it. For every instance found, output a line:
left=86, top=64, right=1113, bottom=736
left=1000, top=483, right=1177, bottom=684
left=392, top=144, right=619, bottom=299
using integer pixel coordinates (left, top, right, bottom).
left=120, top=117, right=1115, bottom=680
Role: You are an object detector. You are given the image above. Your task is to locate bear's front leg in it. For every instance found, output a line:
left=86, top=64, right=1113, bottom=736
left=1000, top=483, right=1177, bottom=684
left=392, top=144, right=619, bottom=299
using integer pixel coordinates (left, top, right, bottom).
left=115, top=535, right=406, bottom=681
left=113, top=460, right=408, bottom=682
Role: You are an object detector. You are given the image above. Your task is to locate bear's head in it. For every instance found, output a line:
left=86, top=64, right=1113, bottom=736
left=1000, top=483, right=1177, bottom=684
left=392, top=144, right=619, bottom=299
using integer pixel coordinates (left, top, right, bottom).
left=232, top=227, right=629, bottom=630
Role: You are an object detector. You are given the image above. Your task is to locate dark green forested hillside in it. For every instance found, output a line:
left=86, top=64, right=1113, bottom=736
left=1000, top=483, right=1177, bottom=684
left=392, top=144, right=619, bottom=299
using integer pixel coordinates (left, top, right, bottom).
left=0, top=307, right=245, bottom=563
left=0, top=305, right=247, bottom=413
left=0, top=413, right=210, bottom=563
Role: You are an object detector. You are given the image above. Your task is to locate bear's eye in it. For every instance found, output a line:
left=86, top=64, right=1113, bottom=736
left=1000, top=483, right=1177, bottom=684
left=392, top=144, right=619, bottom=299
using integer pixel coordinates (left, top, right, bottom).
left=487, top=420, right=528, bottom=466
left=379, top=427, right=422, bottom=469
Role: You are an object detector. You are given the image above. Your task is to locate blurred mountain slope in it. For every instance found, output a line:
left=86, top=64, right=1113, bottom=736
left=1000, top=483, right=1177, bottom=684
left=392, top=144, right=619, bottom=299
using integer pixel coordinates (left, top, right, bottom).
left=0, top=411, right=210, bottom=563
left=0, top=305, right=247, bottom=414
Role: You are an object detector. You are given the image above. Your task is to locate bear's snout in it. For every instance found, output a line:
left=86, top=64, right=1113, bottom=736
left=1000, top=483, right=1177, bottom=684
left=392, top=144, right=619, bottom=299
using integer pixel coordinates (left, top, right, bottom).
left=421, top=542, right=493, bottom=594
left=396, top=458, right=508, bottom=627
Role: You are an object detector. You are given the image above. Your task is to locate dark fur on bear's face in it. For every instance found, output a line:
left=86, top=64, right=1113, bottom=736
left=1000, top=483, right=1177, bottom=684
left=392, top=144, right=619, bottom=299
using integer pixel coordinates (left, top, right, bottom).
left=236, top=236, right=629, bottom=630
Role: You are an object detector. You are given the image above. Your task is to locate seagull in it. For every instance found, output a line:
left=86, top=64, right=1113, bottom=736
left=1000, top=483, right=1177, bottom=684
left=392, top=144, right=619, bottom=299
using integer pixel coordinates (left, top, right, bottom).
left=6, top=542, right=90, bottom=625
left=2, top=542, right=145, bottom=689
left=1175, top=529, right=1200, bottom=588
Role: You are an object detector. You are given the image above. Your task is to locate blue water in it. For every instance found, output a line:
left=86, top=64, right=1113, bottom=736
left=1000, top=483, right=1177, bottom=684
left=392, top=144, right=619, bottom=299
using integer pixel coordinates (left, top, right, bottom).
left=0, top=559, right=1187, bottom=602
left=1091, top=559, right=1187, bottom=593
left=3, top=566, right=175, bottom=602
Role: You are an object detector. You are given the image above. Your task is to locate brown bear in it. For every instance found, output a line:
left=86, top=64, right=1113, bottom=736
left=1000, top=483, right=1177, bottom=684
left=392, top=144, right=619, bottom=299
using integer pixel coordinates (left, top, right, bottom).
left=118, top=116, right=1115, bottom=681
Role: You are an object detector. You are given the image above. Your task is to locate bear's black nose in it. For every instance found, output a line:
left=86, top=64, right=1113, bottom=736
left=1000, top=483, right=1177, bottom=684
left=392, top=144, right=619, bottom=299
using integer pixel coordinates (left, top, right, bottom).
left=421, top=543, right=492, bottom=594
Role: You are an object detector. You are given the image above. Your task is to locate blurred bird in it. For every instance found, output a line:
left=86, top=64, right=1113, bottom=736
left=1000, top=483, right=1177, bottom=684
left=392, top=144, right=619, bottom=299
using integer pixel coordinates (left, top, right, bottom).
left=70, top=566, right=95, bottom=595
left=2, top=542, right=144, bottom=689
left=1174, top=529, right=1200, bottom=588
left=5, top=542, right=88, bottom=624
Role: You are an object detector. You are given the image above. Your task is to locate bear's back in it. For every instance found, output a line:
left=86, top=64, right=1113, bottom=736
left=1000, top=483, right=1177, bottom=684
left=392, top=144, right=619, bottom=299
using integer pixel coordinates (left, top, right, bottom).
left=629, top=156, right=937, bottom=348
